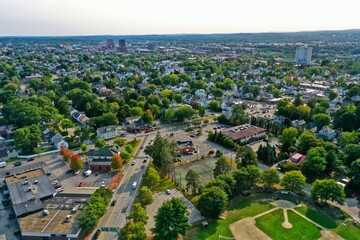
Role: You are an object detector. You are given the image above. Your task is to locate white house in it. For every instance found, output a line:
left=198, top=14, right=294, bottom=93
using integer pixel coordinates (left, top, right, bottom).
left=96, top=125, right=118, bottom=140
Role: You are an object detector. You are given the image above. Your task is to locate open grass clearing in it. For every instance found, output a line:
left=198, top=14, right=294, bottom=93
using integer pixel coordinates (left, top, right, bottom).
left=185, top=194, right=274, bottom=240
left=256, top=209, right=321, bottom=240
left=296, top=204, right=360, bottom=240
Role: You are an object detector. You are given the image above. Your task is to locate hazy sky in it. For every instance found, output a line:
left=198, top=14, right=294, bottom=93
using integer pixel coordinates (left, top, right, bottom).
left=1, top=0, right=359, bottom=36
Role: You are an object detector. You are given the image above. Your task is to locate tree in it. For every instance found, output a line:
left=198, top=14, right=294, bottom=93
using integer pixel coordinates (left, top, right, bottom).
left=152, top=198, right=191, bottom=240
left=229, top=105, right=249, bottom=125
left=80, top=143, right=88, bottom=153
left=208, top=100, right=221, bottom=112
left=138, top=186, right=153, bottom=207
left=280, top=170, right=306, bottom=192
left=298, top=130, right=322, bottom=154
left=300, top=156, right=326, bottom=180
left=142, top=165, right=160, bottom=190
left=342, top=144, right=360, bottom=166
left=111, top=154, right=123, bottom=170
left=61, top=118, right=74, bottom=130
left=14, top=125, right=42, bottom=154
left=127, top=203, right=149, bottom=225
left=198, top=186, right=228, bottom=218
left=145, top=133, right=175, bottom=176
left=340, top=131, right=359, bottom=146
left=95, top=138, right=107, bottom=148
left=70, top=154, right=83, bottom=171
left=313, top=113, right=331, bottom=130
left=213, top=156, right=232, bottom=177
left=60, top=146, right=73, bottom=162
left=247, top=165, right=262, bottom=188
left=235, top=146, right=258, bottom=168
left=185, top=170, right=201, bottom=195
left=279, top=127, right=298, bottom=152
left=120, top=220, right=147, bottom=240
left=325, top=150, right=339, bottom=174
left=311, top=179, right=345, bottom=205
left=232, top=168, right=251, bottom=192
left=262, top=169, right=280, bottom=188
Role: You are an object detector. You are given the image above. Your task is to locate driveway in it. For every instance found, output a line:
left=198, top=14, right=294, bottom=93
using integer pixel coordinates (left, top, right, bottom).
left=145, top=189, right=203, bottom=233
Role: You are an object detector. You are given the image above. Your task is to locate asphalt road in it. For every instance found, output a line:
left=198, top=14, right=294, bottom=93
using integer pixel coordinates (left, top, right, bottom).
left=98, top=135, right=151, bottom=240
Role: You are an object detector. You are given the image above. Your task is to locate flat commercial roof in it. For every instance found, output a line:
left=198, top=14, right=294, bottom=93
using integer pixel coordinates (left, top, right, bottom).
left=5, top=169, right=56, bottom=216
left=19, top=195, right=88, bottom=235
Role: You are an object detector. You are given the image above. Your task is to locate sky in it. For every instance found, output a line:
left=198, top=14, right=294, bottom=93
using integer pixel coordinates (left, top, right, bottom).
left=0, top=0, right=360, bottom=36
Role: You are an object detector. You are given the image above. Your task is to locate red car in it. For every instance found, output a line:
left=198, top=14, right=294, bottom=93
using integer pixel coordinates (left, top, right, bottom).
left=78, top=182, right=83, bottom=187
left=54, top=184, right=61, bottom=189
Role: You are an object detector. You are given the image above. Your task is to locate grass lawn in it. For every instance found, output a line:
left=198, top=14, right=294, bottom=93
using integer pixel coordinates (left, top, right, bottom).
left=296, top=204, right=360, bottom=240
left=256, top=209, right=321, bottom=240
left=185, top=194, right=274, bottom=240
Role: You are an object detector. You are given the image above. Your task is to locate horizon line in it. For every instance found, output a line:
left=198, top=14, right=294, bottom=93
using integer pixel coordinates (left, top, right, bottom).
left=1, top=28, right=359, bottom=38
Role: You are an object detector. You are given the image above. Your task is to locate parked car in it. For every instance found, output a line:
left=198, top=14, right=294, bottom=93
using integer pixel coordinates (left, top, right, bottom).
left=13, top=161, right=22, bottom=167
left=131, top=160, right=136, bottom=166
left=27, top=158, right=35, bottom=162
left=54, top=184, right=61, bottom=189
left=52, top=180, right=59, bottom=186
left=65, top=169, right=74, bottom=174
left=94, top=172, right=99, bottom=176
left=46, top=171, right=52, bottom=176
left=78, top=182, right=83, bottom=187
left=92, top=229, right=101, bottom=240
left=74, top=170, right=80, bottom=175
left=5, top=171, right=10, bottom=176
left=165, top=189, right=171, bottom=195
left=56, top=188, right=63, bottom=192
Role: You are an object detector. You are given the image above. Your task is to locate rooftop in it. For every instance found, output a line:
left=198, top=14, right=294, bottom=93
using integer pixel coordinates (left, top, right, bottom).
left=221, top=124, right=266, bottom=141
left=19, top=195, right=88, bottom=235
left=5, top=169, right=56, bottom=216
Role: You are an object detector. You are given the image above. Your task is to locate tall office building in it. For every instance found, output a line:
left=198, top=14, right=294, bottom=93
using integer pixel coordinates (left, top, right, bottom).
left=118, top=39, right=127, bottom=53
left=107, top=39, right=115, bottom=49
left=119, top=39, right=125, bottom=48
left=295, top=46, right=312, bottom=64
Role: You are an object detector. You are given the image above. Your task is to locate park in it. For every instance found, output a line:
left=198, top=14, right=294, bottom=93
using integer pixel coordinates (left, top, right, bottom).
left=185, top=193, right=360, bottom=240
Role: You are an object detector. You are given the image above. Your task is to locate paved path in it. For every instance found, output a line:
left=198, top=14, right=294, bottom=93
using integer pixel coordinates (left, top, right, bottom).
left=282, top=209, right=292, bottom=229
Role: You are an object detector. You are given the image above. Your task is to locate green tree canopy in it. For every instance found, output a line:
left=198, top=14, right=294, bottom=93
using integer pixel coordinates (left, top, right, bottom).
left=311, top=179, right=345, bottom=205
left=213, top=156, right=232, bottom=177
left=280, top=170, right=306, bottom=193
left=198, top=186, right=228, bottom=218
left=152, top=198, right=191, bottom=240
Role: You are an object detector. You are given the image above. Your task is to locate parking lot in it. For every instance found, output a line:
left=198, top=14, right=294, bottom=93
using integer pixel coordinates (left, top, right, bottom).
left=0, top=188, right=21, bottom=239
left=43, top=159, right=116, bottom=194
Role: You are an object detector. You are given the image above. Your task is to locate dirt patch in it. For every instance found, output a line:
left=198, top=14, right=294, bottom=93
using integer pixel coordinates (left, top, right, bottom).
left=230, top=217, right=271, bottom=240
left=318, top=230, right=344, bottom=240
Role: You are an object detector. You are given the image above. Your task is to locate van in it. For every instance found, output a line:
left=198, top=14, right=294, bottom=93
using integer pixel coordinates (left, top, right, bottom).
left=0, top=161, right=6, bottom=168
left=132, top=181, right=137, bottom=189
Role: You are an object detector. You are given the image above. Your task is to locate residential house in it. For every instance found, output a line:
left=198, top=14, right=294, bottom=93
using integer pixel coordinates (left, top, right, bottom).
left=96, top=125, right=118, bottom=140
left=287, top=153, right=306, bottom=165
left=317, top=126, right=336, bottom=140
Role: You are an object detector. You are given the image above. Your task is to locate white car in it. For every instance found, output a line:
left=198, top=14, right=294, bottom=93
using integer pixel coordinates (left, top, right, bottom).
left=74, top=170, right=80, bottom=175
left=56, top=188, right=63, bottom=192
left=131, top=160, right=136, bottom=165
left=52, top=180, right=59, bottom=186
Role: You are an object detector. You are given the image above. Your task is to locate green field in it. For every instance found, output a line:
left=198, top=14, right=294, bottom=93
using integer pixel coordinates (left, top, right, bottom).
left=185, top=194, right=275, bottom=240
left=256, top=209, right=321, bottom=240
left=296, top=205, right=360, bottom=240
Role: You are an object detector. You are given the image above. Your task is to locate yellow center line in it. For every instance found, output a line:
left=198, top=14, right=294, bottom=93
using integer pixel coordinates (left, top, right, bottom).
left=99, top=137, right=145, bottom=239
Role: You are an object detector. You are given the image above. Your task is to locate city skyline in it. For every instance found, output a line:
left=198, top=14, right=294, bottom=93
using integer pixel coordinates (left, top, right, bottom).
left=1, top=0, right=360, bottom=36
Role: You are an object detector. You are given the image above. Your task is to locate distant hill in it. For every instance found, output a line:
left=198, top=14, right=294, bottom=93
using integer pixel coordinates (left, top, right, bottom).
left=1, top=29, right=360, bottom=43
